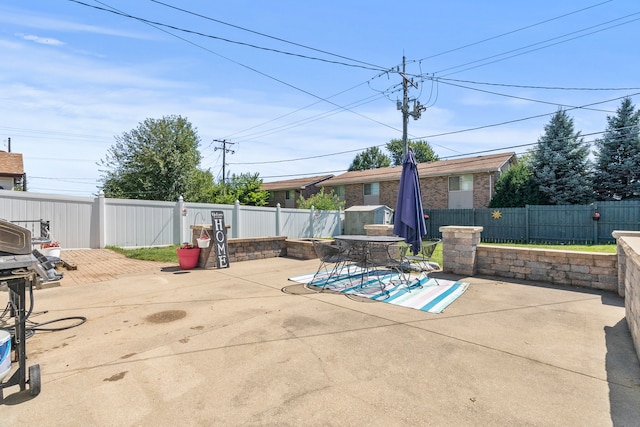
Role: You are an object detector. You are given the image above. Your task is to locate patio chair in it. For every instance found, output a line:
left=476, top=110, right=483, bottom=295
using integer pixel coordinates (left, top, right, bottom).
left=402, top=238, right=441, bottom=284
left=306, top=241, right=352, bottom=292
left=363, top=243, right=410, bottom=293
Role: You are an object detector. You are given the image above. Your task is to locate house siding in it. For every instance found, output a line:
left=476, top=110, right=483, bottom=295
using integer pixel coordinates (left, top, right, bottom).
left=328, top=172, right=499, bottom=211
left=423, top=176, right=449, bottom=209
left=379, top=181, right=398, bottom=208
left=345, top=183, right=363, bottom=207
left=473, top=172, right=494, bottom=208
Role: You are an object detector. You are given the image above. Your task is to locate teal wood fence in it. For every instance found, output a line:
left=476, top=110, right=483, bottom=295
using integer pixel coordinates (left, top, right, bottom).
left=424, top=200, right=640, bottom=244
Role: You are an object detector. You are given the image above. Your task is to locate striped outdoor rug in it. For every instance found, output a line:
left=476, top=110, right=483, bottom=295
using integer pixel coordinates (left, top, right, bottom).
left=289, top=267, right=469, bottom=314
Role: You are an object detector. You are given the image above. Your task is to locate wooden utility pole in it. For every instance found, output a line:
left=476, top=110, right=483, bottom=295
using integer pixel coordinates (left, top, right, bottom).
left=213, top=139, right=235, bottom=185
left=397, top=56, right=425, bottom=158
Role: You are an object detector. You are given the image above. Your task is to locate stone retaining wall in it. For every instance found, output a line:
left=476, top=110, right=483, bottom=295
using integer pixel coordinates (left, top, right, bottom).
left=285, top=239, right=322, bottom=260
left=476, top=245, right=618, bottom=292
left=614, top=233, right=640, bottom=362
left=192, top=224, right=287, bottom=268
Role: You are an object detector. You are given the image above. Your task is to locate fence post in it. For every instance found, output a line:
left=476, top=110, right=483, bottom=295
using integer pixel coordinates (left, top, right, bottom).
left=233, top=200, right=240, bottom=238
left=593, top=202, right=599, bottom=244
left=177, top=196, right=186, bottom=244
left=98, top=190, right=106, bottom=248
left=276, top=203, right=281, bottom=236
left=525, top=205, right=530, bottom=243
left=309, top=206, right=315, bottom=238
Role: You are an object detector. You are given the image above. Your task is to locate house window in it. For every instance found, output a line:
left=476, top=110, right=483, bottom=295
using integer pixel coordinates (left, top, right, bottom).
left=449, top=175, right=473, bottom=191
left=334, top=186, right=345, bottom=201
left=285, top=190, right=294, bottom=200
left=363, top=183, right=379, bottom=196
left=448, top=175, right=473, bottom=209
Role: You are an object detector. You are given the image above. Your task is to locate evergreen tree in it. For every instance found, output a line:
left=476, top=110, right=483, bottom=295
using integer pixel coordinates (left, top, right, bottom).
left=532, top=110, right=593, bottom=205
left=348, top=146, right=391, bottom=171
left=593, top=97, right=640, bottom=200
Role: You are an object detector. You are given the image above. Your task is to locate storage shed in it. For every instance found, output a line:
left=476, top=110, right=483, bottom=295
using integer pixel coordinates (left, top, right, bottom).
left=343, top=205, right=393, bottom=235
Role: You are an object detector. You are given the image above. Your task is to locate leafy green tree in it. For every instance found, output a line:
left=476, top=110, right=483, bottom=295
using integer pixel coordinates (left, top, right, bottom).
left=348, top=146, right=391, bottom=171
left=593, top=97, right=640, bottom=200
left=532, top=110, right=593, bottom=205
left=489, top=154, right=545, bottom=207
left=297, top=188, right=345, bottom=210
left=213, top=173, right=269, bottom=206
left=99, top=115, right=212, bottom=201
left=386, top=139, right=439, bottom=165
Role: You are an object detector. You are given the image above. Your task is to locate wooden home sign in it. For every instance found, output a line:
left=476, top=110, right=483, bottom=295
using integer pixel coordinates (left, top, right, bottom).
left=210, top=210, right=230, bottom=268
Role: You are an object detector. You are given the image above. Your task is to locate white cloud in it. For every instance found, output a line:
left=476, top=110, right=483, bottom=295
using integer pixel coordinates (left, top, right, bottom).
left=17, top=33, right=65, bottom=46
left=0, top=7, right=154, bottom=40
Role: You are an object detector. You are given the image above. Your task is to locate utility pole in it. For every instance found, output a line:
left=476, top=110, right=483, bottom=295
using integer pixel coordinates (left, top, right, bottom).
left=213, top=139, right=235, bottom=185
left=397, top=56, right=426, bottom=158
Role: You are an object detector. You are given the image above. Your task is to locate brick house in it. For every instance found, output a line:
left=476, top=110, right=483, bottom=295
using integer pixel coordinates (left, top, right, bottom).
left=261, top=174, right=334, bottom=208
left=321, top=152, right=516, bottom=209
left=0, top=151, right=26, bottom=191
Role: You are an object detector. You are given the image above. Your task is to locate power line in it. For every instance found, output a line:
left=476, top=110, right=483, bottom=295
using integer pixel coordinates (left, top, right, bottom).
left=434, top=77, right=640, bottom=92
left=436, top=12, right=640, bottom=76
left=70, top=0, right=384, bottom=72
left=417, top=0, right=614, bottom=62
left=434, top=79, right=616, bottom=113
left=76, top=0, right=402, bottom=137
left=148, top=0, right=386, bottom=71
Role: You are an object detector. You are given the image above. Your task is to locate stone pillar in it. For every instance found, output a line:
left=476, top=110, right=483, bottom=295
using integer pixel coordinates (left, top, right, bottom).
left=364, top=224, right=394, bottom=236
left=439, top=226, right=483, bottom=276
left=613, top=230, right=640, bottom=297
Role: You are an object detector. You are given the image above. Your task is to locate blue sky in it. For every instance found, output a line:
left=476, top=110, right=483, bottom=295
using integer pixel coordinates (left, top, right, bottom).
left=1, top=0, right=638, bottom=197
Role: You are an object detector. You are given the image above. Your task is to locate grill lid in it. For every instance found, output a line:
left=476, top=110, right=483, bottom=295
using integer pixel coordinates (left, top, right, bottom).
left=0, top=220, right=32, bottom=255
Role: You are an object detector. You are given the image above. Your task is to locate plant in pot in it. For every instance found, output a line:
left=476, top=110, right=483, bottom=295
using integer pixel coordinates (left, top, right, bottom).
left=176, top=242, right=200, bottom=269
left=196, top=229, right=210, bottom=248
left=40, top=240, right=61, bottom=258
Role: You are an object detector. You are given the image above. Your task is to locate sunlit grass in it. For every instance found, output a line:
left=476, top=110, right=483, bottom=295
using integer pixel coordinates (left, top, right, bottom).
left=480, top=242, right=616, bottom=253
left=107, top=245, right=179, bottom=262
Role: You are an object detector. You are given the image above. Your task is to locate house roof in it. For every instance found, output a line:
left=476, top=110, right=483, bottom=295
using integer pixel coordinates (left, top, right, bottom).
left=0, top=151, right=25, bottom=176
left=321, top=152, right=516, bottom=186
left=261, top=174, right=334, bottom=191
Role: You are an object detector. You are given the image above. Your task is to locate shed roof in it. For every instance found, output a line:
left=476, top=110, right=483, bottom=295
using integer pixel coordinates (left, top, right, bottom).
left=261, top=174, right=334, bottom=191
left=322, top=152, right=516, bottom=186
left=0, top=151, right=24, bottom=176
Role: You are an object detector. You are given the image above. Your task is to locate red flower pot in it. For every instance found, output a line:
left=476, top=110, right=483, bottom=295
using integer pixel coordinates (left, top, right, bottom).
left=176, top=247, right=200, bottom=270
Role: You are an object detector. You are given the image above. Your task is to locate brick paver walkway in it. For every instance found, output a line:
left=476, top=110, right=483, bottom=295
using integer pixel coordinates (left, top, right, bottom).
left=57, top=249, right=174, bottom=286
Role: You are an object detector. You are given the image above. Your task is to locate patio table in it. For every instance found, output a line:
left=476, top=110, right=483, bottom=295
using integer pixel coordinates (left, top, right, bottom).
left=333, top=235, right=408, bottom=295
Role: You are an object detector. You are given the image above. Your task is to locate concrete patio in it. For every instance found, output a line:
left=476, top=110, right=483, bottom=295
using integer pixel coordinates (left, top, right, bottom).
left=2, top=254, right=640, bottom=426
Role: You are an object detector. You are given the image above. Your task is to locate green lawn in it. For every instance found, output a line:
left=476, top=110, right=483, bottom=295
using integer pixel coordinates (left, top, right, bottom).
left=480, top=242, right=616, bottom=253
left=106, top=241, right=613, bottom=267
left=107, top=245, right=180, bottom=262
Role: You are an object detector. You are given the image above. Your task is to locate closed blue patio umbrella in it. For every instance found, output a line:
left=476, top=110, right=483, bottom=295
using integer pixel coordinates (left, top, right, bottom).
left=393, top=149, right=427, bottom=255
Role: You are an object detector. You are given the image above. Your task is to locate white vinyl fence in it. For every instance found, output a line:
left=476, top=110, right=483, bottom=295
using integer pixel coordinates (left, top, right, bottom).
left=0, top=190, right=342, bottom=249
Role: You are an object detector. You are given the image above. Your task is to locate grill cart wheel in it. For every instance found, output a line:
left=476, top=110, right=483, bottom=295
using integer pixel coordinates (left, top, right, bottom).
left=29, top=364, right=41, bottom=396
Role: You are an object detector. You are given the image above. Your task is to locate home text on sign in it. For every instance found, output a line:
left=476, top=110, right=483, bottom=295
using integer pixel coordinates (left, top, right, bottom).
left=210, top=211, right=230, bottom=268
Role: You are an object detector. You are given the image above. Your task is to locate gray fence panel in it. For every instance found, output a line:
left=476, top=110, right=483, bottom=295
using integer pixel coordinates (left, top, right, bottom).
left=105, top=198, right=177, bottom=248
left=474, top=208, right=527, bottom=242
left=238, top=205, right=278, bottom=237
left=313, top=209, right=342, bottom=238
left=185, top=203, right=234, bottom=241
left=0, top=190, right=94, bottom=248
left=528, top=205, right=594, bottom=243
left=279, top=208, right=311, bottom=238
left=595, top=200, right=640, bottom=243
